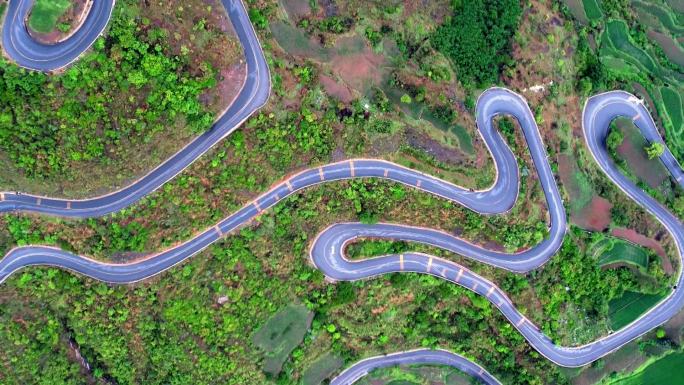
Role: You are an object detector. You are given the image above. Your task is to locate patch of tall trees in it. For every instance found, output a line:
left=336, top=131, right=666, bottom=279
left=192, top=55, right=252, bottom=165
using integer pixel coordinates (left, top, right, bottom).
left=432, top=0, right=522, bottom=87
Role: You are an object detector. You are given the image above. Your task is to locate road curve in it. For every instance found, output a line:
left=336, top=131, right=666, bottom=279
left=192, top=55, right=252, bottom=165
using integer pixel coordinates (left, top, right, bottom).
left=2, top=0, right=684, bottom=383
left=0, top=0, right=270, bottom=217
left=328, top=349, right=501, bottom=385
left=2, top=0, right=114, bottom=71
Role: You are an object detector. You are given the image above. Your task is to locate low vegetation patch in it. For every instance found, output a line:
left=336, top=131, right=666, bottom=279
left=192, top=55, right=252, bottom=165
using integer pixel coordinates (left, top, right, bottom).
left=302, top=353, right=344, bottom=385
left=252, top=304, right=313, bottom=375
left=581, top=0, right=603, bottom=21
left=608, top=291, right=666, bottom=330
left=28, top=0, right=72, bottom=34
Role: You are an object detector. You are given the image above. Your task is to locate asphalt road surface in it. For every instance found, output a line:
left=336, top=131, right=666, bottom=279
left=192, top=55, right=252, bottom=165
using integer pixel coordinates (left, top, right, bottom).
left=2, top=1, right=684, bottom=384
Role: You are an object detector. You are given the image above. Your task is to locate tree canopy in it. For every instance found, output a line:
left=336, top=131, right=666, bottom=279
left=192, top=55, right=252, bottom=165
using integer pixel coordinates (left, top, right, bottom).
left=432, top=0, right=522, bottom=87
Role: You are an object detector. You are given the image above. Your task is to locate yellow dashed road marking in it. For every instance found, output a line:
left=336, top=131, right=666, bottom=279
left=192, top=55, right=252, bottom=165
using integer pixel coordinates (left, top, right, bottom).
left=214, top=225, right=224, bottom=236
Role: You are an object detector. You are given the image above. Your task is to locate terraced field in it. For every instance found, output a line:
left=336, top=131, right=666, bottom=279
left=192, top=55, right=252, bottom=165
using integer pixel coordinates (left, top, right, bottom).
left=602, top=20, right=658, bottom=74
left=579, top=0, right=684, bottom=163
left=582, top=0, right=602, bottom=21
left=661, top=86, right=683, bottom=135
left=590, top=237, right=650, bottom=270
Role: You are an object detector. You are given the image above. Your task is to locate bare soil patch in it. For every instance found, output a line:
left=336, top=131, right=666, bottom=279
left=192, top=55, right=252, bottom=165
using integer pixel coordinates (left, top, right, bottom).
left=405, top=127, right=467, bottom=165
left=616, top=118, right=669, bottom=189
left=575, top=197, right=613, bottom=232
left=319, top=74, right=354, bottom=103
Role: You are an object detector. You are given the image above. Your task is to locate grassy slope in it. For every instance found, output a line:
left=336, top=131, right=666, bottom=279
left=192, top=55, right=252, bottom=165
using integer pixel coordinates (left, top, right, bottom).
left=28, top=0, right=71, bottom=33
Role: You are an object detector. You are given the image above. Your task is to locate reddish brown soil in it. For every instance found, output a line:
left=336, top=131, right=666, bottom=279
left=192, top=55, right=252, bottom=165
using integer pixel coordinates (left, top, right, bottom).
left=612, top=227, right=673, bottom=274
left=558, top=154, right=581, bottom=200
left=281, top=0, right=312, bottom=20
left=330, top=42, right=386, bottom=94
left=616, top=120, right=668, bottom=189
left=319, top=74, right=354, bottom=103
left=28, top=0, right=90, bottom=45
left=202, top=62, right=247, bottom=115
left=574, top=197, right=613, bottom=232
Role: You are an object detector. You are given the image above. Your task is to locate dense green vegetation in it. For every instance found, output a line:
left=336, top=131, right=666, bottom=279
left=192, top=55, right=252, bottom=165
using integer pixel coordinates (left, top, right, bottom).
left=432, top=0, right=522, bottom=87
left=28, top=0, right=72, bottom=33
left=0, top=4, right=215, bottom=179
left=0, top=0, right=682, bottom=384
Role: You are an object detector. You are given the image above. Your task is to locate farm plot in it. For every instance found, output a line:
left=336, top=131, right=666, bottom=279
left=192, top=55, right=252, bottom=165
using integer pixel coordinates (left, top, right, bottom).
left=252, top=304, right=314, bottom=375
left=609, top=351, right=684, bottom=385
left=661, top=86, right=683, bottom=136
left=582, top=0, right=603, bottom=21
left=632, top=1, right=684, bottom=36
left=590, top=237, right=650, bottom=270
left=608, top=291, right=666, bottom=330
left=302, top=353, right=344, bottom=385
left=602, top=20, right=658, bottom=75
left=647, top=30, right=684, bottom=68
left=615, top=118, right=670, bottom=190
left=560, top=0, right=589, bottom=23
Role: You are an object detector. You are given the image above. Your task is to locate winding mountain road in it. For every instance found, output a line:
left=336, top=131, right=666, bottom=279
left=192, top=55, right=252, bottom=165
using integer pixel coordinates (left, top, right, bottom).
left=0, top=0, right=270, bottom=217
left=2, top=1, right=684, bottom=384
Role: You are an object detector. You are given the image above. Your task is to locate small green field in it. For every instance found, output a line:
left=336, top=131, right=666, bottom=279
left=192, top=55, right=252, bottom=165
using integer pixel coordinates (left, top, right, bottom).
left=661, top=86, right=683, bottom=134
left=608, top=291, right=666, bottom=330
left=302, top=353, right=344, bottom=385
left=252, top=304, right=313, bottom=375
left=28, top=0, right=72, bottom=34
left=582, top=0, right=603, bottom=20
left=561, top=0, right=589, bottom=23
left=590, top=237, right=650, bottom=270
left=608, top=351, right=684, bottom=385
